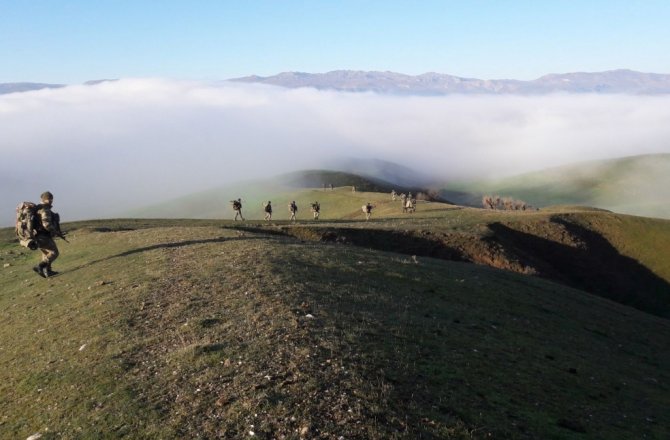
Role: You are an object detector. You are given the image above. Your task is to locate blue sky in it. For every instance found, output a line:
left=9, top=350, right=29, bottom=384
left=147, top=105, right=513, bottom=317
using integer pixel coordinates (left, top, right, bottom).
left=2, top=0, right=670, bottom=83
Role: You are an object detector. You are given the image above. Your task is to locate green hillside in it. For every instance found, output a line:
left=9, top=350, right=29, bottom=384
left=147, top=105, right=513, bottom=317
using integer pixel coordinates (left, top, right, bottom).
left=442, top=153, right=670, bottom=219
left=126, top=170, right=444, bottom=220
left=1, top=192, right=669, bottom=439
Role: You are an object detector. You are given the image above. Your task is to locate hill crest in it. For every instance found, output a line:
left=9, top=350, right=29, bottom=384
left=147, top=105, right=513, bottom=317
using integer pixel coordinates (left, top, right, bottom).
left=442, top=153, right=670, bottom=219
left=1, top=206, right=669, bottom=438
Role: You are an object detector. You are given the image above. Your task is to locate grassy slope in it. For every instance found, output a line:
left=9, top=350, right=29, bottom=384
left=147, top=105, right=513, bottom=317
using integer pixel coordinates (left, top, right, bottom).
left=222, top=188, right=670, bottom=318
left=442, top=154, right=670, bottom=219
left=125, top=170, right=443, bottom=220
left=1, top=195, right=669, bottom=439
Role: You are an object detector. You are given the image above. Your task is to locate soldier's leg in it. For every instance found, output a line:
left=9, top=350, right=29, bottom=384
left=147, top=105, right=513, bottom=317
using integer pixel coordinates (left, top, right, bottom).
left=35, top=235, right=59, bottom=277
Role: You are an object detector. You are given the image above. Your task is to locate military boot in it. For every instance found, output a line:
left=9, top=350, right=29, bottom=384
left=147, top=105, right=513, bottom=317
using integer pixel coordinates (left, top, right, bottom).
left=45, top=264, right=59, bottom=277
left=33, top=262, right=48, bottom=278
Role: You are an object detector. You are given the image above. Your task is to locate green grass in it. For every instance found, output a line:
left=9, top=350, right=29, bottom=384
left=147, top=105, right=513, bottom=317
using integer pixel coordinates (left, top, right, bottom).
left=443, top=153, right=670, bottom=219
left=129, top=169, right=436, bottom=221
left=1, top=199, right=669, bottom=439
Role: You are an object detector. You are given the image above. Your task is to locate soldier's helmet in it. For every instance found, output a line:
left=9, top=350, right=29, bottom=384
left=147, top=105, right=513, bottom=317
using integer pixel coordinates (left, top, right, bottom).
left=41, top=191, right=54, bottom=201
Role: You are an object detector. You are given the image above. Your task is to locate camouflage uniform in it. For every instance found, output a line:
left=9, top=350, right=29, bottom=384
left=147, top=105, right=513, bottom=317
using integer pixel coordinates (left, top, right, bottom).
left=34, top=192, right=60, bottom=277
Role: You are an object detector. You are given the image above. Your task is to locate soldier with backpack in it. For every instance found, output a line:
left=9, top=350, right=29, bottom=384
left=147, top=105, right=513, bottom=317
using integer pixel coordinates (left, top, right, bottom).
left=310, top=201, right=320, bottom=220
left=362, top=202, right=374, bottom=221
left=231, top=198, right=244, bottom=221
left=264, top=201, right=273, bottom=221
left=288, top=201, right=298, bottom=222
left=16, top=191, right=65, bottom=278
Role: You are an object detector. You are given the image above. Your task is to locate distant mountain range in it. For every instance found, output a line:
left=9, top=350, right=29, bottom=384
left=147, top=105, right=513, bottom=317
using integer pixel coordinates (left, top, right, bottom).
left=231, top=69, right=670, bottom=95
left=4, top=70, right=670, bottom=95
left=0, top=80, right=115, bottom=95
left=0, top=82, right=65, bottom=94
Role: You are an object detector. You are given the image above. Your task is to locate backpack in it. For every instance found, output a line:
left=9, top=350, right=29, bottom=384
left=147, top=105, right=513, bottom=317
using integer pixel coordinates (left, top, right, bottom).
left=264, top=203, right=272, bottom=213
left=232, top=200, right=242, bottom=210
left=15, top=202, right=41, bottom=249
left=15, top=202, right=64, bottom=249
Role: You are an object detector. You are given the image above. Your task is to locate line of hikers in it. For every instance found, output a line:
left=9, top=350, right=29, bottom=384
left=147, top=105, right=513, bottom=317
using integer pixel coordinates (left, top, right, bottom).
left=15, top=189, right=409, bottom=279
left=231, top=199, right=335, bottom=222
left=230, top=189, right=423, bottom=223
left=231, top=198, right=378, bottom=222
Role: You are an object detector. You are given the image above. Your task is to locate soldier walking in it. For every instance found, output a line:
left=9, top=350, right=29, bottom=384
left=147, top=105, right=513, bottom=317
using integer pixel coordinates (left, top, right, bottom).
left=288, top=201, right=298, bottom=222
left=29, top=191, right=62, bottom=278
left=264, top=201, right=273, bottom=221
left=231, top=198, right=244, bottom=221
left=400, top=193, right=408, bottom=212
left=311, top=201, right=321, bottom=220
left=362, top=202, right=373, bottom=221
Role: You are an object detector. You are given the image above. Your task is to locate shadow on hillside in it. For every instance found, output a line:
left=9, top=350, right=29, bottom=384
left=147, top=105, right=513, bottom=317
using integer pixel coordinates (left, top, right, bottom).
left=68, top=236, right=265, bottom=273
left=488, top=218, right=670, bottom=318
left=277, top=226, right=468, bottom=261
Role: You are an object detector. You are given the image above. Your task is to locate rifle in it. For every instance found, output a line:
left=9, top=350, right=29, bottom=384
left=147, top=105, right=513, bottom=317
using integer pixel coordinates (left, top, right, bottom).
left=52, top=212, right=69, bottom=243
left=55, top=230, right=70, bottom=243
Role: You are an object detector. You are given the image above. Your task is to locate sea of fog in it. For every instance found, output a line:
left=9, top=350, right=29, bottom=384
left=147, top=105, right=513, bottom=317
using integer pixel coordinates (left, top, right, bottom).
left=2, top=79, right=670, bottom=225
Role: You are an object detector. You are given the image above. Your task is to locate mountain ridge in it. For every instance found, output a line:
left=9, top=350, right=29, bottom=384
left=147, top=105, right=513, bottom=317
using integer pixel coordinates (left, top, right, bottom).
left=442, top=153, right=670, bottom=219
left=4, top=69, right=670, bottom=95
left=231, top=69, right=670, bottom=94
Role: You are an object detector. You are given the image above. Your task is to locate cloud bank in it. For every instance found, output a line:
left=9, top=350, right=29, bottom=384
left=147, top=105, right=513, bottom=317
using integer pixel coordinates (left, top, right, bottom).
left=2, top=78, right=670, bottom=225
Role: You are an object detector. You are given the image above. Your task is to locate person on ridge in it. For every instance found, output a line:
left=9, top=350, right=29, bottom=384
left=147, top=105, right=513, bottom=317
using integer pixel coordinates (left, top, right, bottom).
left=363, top=202, right=374, bottom=221
left=288, top=201, right=298, bottom=222
left=264, top=201, right=273, bottom=221
left=231, top=198, right=244, bottom=221
left=311, top=201, right=321, bottom=220
left=33, top=191, right=62, bottom=278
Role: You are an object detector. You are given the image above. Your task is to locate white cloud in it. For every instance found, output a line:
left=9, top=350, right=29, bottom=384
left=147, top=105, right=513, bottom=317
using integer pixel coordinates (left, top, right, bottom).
left=2, top=79, right=670, bottom=225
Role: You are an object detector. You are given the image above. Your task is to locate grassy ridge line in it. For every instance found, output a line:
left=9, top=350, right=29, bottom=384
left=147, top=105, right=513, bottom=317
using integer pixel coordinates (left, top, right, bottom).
left=441, top=153, right=670, bottom=219
left=1, top=224, right=669, bottom=438
left=238, top=202, right=670, bottom=318
left=5, top=192, right=669, bottom=318
left=129, top=185, right=440, bottom=221
left=128, top=168, right=445, bottom=220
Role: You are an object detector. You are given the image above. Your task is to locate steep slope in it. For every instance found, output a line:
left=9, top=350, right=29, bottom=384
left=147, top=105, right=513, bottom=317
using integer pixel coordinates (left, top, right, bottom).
left=232, top=197, right=670, bottom=319
left=1, top=222, right=668, bottom=439
left=442, top=154, right=670, bottom=219
left=117, top=185, right=670, bottom=318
